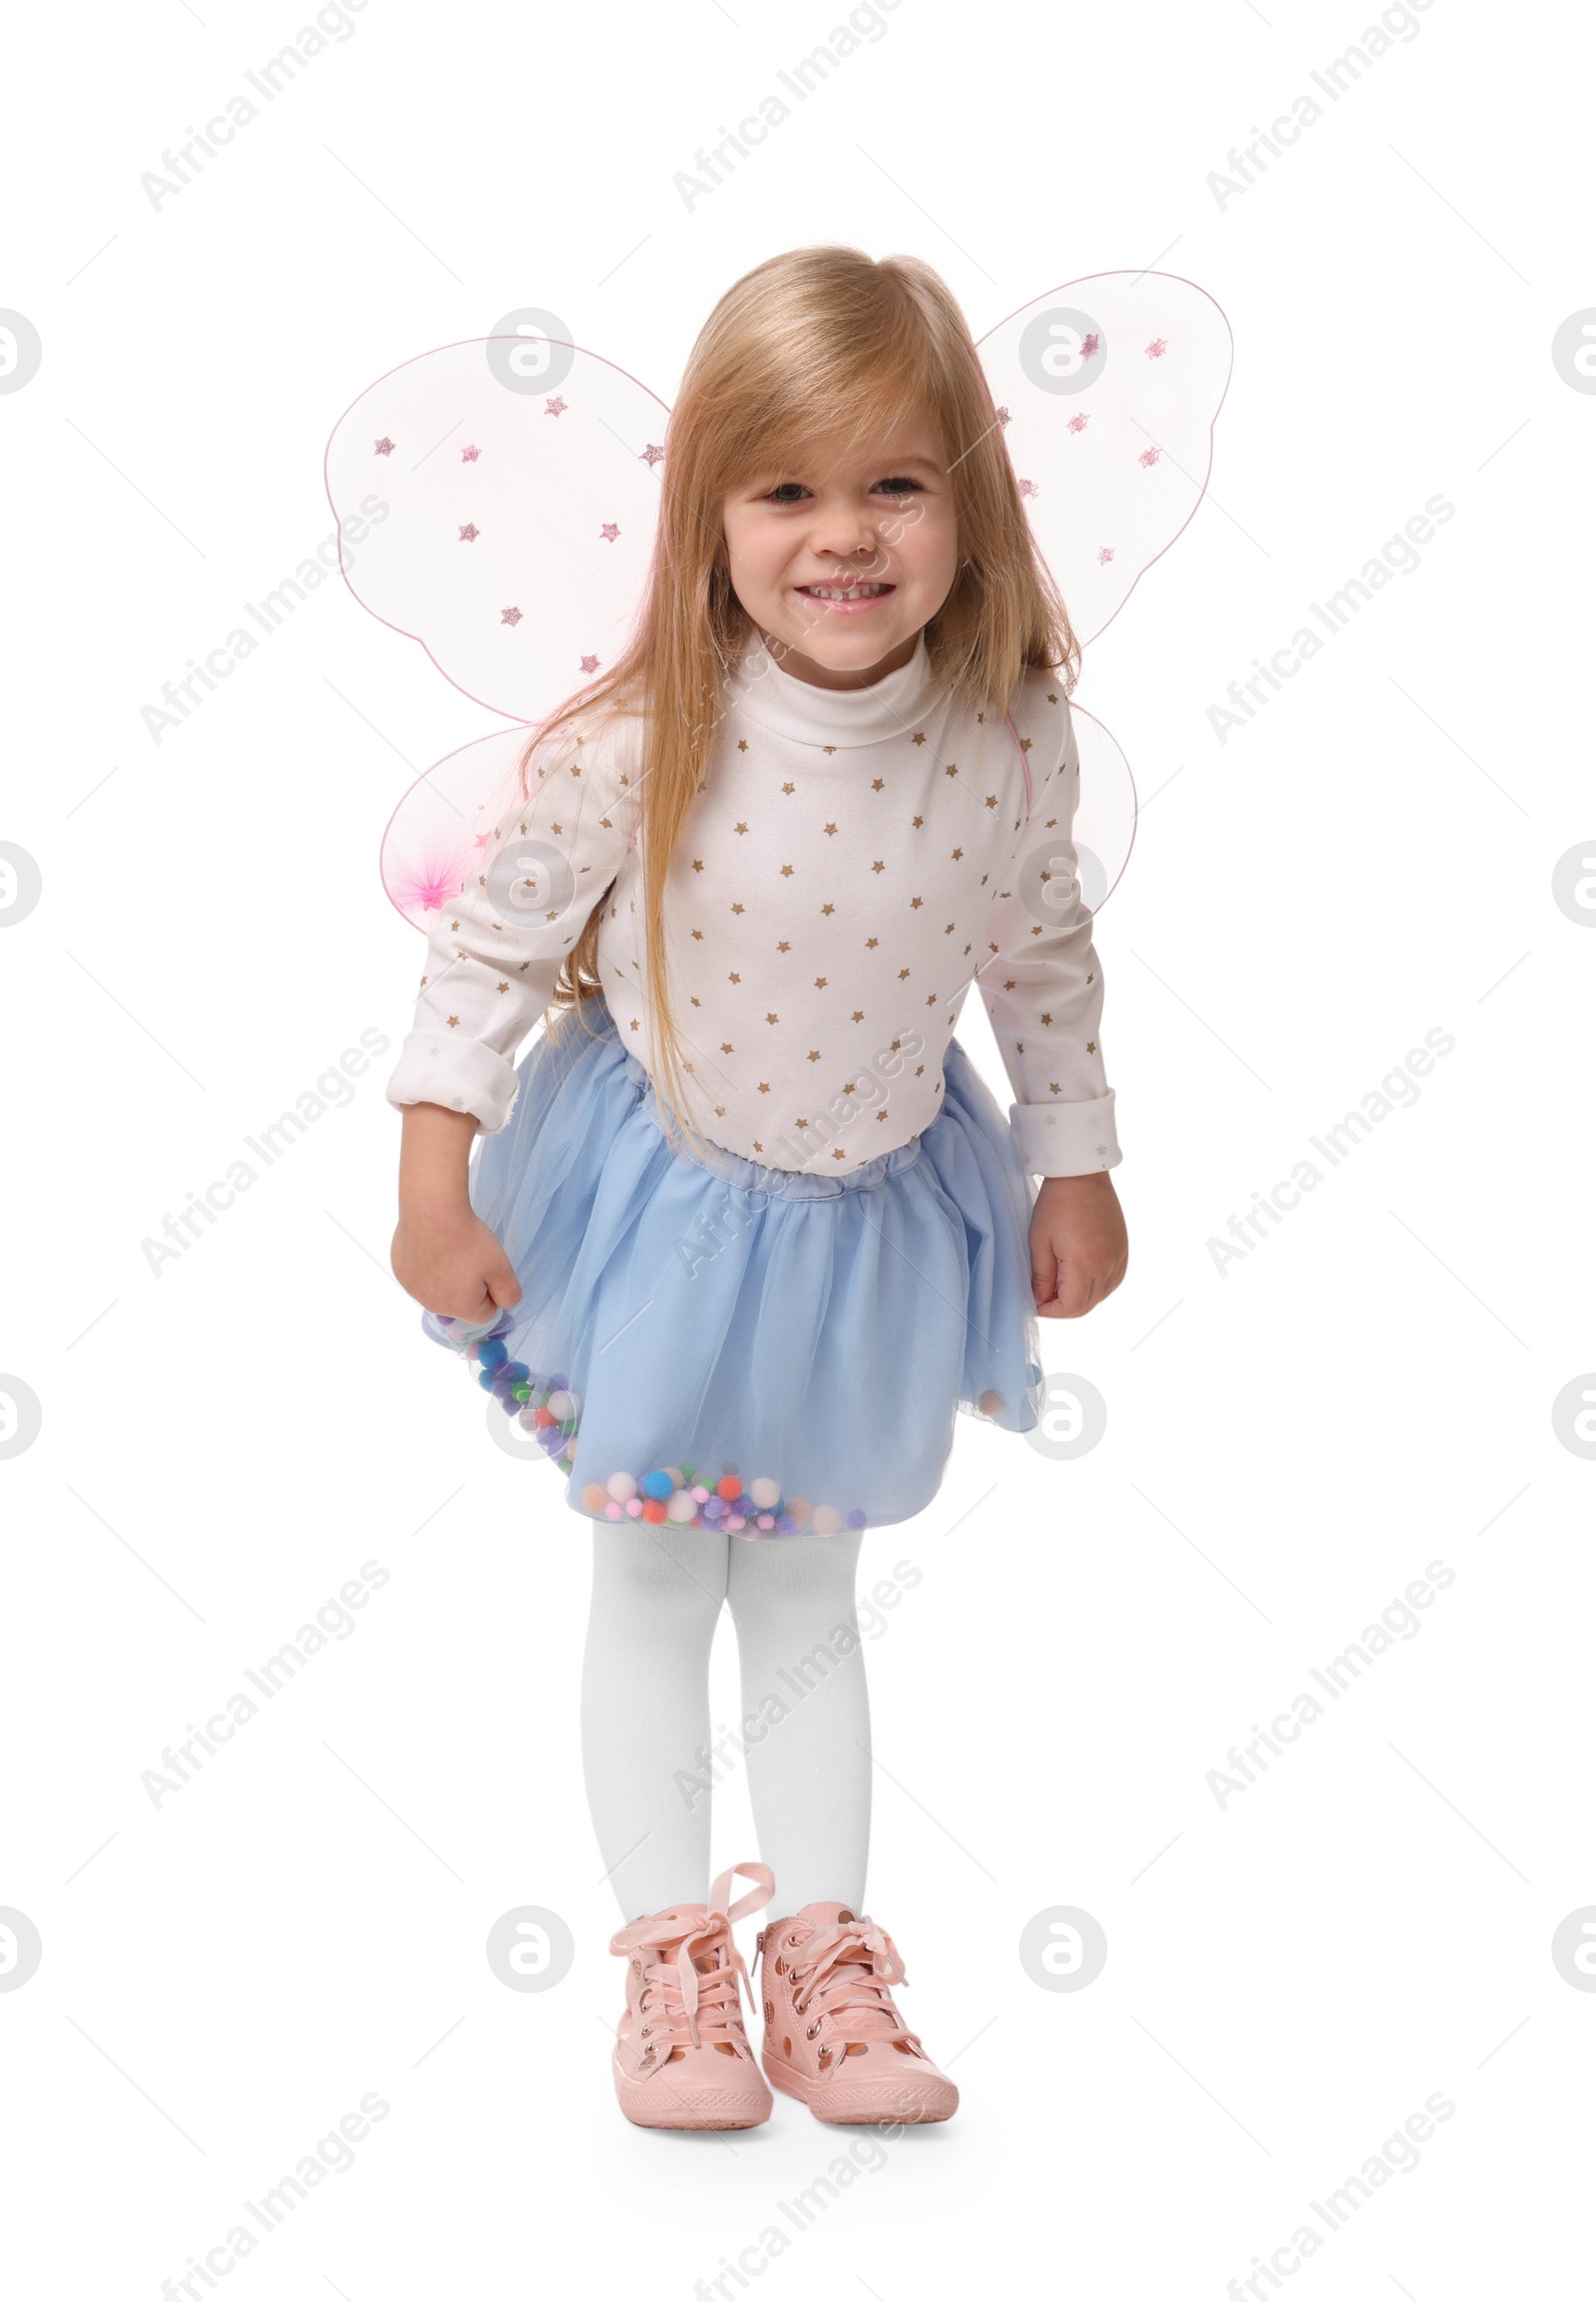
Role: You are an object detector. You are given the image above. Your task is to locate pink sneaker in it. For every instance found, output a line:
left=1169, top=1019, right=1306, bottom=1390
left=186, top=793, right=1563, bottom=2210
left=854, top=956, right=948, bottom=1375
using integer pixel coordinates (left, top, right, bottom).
left=608, top=1861, right=775, bottom=2129
left=756, top=1902, right=960, bottom=2123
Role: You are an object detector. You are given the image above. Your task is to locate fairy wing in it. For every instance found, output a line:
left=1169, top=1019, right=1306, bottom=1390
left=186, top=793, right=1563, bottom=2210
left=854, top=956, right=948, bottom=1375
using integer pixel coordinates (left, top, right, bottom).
left=978, top=270, right=1231, bottom=906
left=977, top=270, right=1234, bottom=648
left=324, top=333, right=665, bottom=925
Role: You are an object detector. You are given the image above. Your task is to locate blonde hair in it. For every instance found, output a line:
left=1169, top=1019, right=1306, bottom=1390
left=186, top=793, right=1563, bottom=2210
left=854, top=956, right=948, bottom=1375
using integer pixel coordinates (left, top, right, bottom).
left=523, top=244, right=1078, bottom=1155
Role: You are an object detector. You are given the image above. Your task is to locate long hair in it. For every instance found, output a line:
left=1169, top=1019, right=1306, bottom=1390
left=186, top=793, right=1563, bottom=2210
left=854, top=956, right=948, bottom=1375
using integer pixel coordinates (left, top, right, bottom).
left=523, top=244, right=1078, bottom=1155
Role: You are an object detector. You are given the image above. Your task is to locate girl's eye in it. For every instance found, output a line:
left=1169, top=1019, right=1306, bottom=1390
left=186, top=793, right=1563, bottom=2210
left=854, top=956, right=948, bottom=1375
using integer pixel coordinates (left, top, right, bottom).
left=873, top=477, right=923, bottom=497
left=764, top=483, right=811, bottom=504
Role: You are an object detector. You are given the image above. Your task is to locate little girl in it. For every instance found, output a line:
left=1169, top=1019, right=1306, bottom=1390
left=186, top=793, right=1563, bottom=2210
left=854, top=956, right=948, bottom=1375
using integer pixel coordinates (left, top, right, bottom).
left=387, top=246, right=1127, bottom=2130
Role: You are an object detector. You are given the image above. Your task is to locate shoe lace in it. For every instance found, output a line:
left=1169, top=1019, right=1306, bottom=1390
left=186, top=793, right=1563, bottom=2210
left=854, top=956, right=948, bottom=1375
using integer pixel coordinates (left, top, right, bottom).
left=786, top=1915, right=920, bottom=2048
left=610, top=1862, right=773, bottom=2060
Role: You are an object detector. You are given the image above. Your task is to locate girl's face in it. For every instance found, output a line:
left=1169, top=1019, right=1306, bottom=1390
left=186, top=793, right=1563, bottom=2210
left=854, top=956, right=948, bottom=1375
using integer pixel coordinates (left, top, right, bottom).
left=720, top=417, right=959, bottom=690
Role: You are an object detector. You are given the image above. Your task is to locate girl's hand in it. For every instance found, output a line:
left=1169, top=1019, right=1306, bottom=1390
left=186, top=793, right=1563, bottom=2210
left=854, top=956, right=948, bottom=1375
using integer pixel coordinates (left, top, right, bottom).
left=392, top=1100, right=523, bottom=1322
left=1029, top=1171, right=1127, bottom=1319
left=391, top=1203, right=523, bottom=1324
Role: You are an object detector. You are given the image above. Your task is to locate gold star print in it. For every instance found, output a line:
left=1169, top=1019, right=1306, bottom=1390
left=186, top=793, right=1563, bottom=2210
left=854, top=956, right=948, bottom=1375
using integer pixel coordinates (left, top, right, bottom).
left=550, top=822, right=563, bottom=834
left=926, top=993, right=937, bottom=1006
left=1041, top=1011, right=1052, bottom=1024
left=865, top=937, right=879, bottom=949
left=780, top=864, right=794, bottom=877
left=765, top=1012, right=779, bottom=1024
left=734, top=822, right=749, bottom=834
left=912, top=814, right=924, bottom=828
left=815, top=975, right=828, bottom=987
left=872, top=777, right=884, bottom=790
left=1020, top=737, right=1032, bottom=751
left=821, top=903, right=835, bottom=916
left=419, top=974, right=428, bottom=987
left=985, top=794, right=998, bottom=809
left=777, top=940, right=791, bottom=952
left=1086, top=1040, right=1096, bottom=1053
left=758, top=1082, right=770, bottom=1092
left=753, top=1141, right=762, bottom=1152
left=852, top=1009, right=864, bottom=1022
left=728, top=970, right=741, bottom=983
left=912, top=732, right=927, bottom=745
left=824, top=822, right=838, bottom=836
left=977, top=711, right=986, bottom=723
left=715, top=1105, right=726, bottom=1116
left=731, top=901, right=744, bottom=914
left=630, top=1019, right=640, bottom=1031
left=823, top=745, right=837, bottom=755
left=910, top=896, right=923, bottom=910
left=877, top=1109, right=888, bottom=1121
left=807, top=1050, right=821, bottom=1062
left=899, top=967, right=911, bottom=979
left=915, top=1064, right=925, bottom=1076
left=951, top=847, right=964, bottom=861
left=832, top=1148, right=846, bottom=1159
left=691, top=928, right=704, bottom=941
left=447, top=1015, right=460, bottom=1027
left=690, top=996, right=701, bottom=1007
left=1049, top=1082, right=1061, bottom=1095
left=737, top=739, right=749, bottom=751
left=721, top=1041, right=733, bottom=1053
left=450, top=921, right=459, bottom=931
left=782, top=781, right=795, bottom=794
left=692, top=859, right=705, bottom=872
left=872, top=860, right=885, bottom=874
left=1047, top=691, right=1058, bottom=703
left=497, top=980, right=509, bottom=992
left=1086, top=971, right=1094, bottom=983
left=795, top=1117, right=809, bottom=1129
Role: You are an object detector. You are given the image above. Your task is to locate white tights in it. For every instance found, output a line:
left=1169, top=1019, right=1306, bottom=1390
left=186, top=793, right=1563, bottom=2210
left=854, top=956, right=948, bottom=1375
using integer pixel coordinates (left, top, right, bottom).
left=581, top=1524, right=872, bottom=1922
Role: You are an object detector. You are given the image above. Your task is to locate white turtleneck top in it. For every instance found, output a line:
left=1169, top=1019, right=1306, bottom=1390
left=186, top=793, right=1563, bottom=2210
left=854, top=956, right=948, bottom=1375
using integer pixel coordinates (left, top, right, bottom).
left=385, top=634, right=1121, bottom=1178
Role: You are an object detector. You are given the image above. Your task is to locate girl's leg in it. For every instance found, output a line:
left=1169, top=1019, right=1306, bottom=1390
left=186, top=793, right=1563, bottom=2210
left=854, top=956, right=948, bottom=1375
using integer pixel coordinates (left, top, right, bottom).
left=724, top=1532, right=871, bottom=1913
left=582, top=1524, right=729, bottom=1920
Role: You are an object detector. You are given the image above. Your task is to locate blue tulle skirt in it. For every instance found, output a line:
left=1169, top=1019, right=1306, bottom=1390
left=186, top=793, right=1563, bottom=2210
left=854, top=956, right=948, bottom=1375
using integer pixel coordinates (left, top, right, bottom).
left=424, top=1000, right=1044, bottom=1536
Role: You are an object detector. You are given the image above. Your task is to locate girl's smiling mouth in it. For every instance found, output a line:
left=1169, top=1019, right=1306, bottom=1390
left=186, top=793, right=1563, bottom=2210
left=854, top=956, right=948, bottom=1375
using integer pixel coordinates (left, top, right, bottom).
left=794, top=580, right=897, bottom=611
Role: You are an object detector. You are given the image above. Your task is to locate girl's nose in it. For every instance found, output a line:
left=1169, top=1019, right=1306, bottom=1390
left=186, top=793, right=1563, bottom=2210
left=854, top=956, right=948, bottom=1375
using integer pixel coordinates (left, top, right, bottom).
left=807, top=495, right=878, bottom=561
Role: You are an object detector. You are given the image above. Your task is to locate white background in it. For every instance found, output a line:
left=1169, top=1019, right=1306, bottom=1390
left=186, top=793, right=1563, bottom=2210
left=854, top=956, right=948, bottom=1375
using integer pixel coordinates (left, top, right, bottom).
left=2, top=0, right=1593, bottom=2294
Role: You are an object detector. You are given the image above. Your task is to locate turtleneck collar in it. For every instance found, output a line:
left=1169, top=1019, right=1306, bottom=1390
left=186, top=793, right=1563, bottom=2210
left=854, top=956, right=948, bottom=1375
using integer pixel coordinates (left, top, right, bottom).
left=725, top=630, right=942, bottom=749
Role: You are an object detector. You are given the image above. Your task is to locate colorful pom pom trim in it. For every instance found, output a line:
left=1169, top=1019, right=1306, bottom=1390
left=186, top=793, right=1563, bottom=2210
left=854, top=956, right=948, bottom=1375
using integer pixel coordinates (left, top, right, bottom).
left=432, top=1311, right=869, bottom=1538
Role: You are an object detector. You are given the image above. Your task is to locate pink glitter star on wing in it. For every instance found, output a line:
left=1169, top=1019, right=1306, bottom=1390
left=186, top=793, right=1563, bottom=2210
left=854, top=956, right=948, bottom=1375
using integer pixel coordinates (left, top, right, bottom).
left=374, top=437, right=395, bottom=456
left=459, top=523, right=481, bottom=542
left=545, top=396, right=569, bottom=417
left=461, top=444, right=481, bottom=462
left=1138, top=447, right=1161, bottom=468
left=599, top=523, right=620, bottom=542
left=639, top=443, right=664, bottom=466
left=501, top=606, right=523, bottom=625
left=1145, top=338, right=1169, bottom=358
left=580, top=654, right=600, bottom=673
